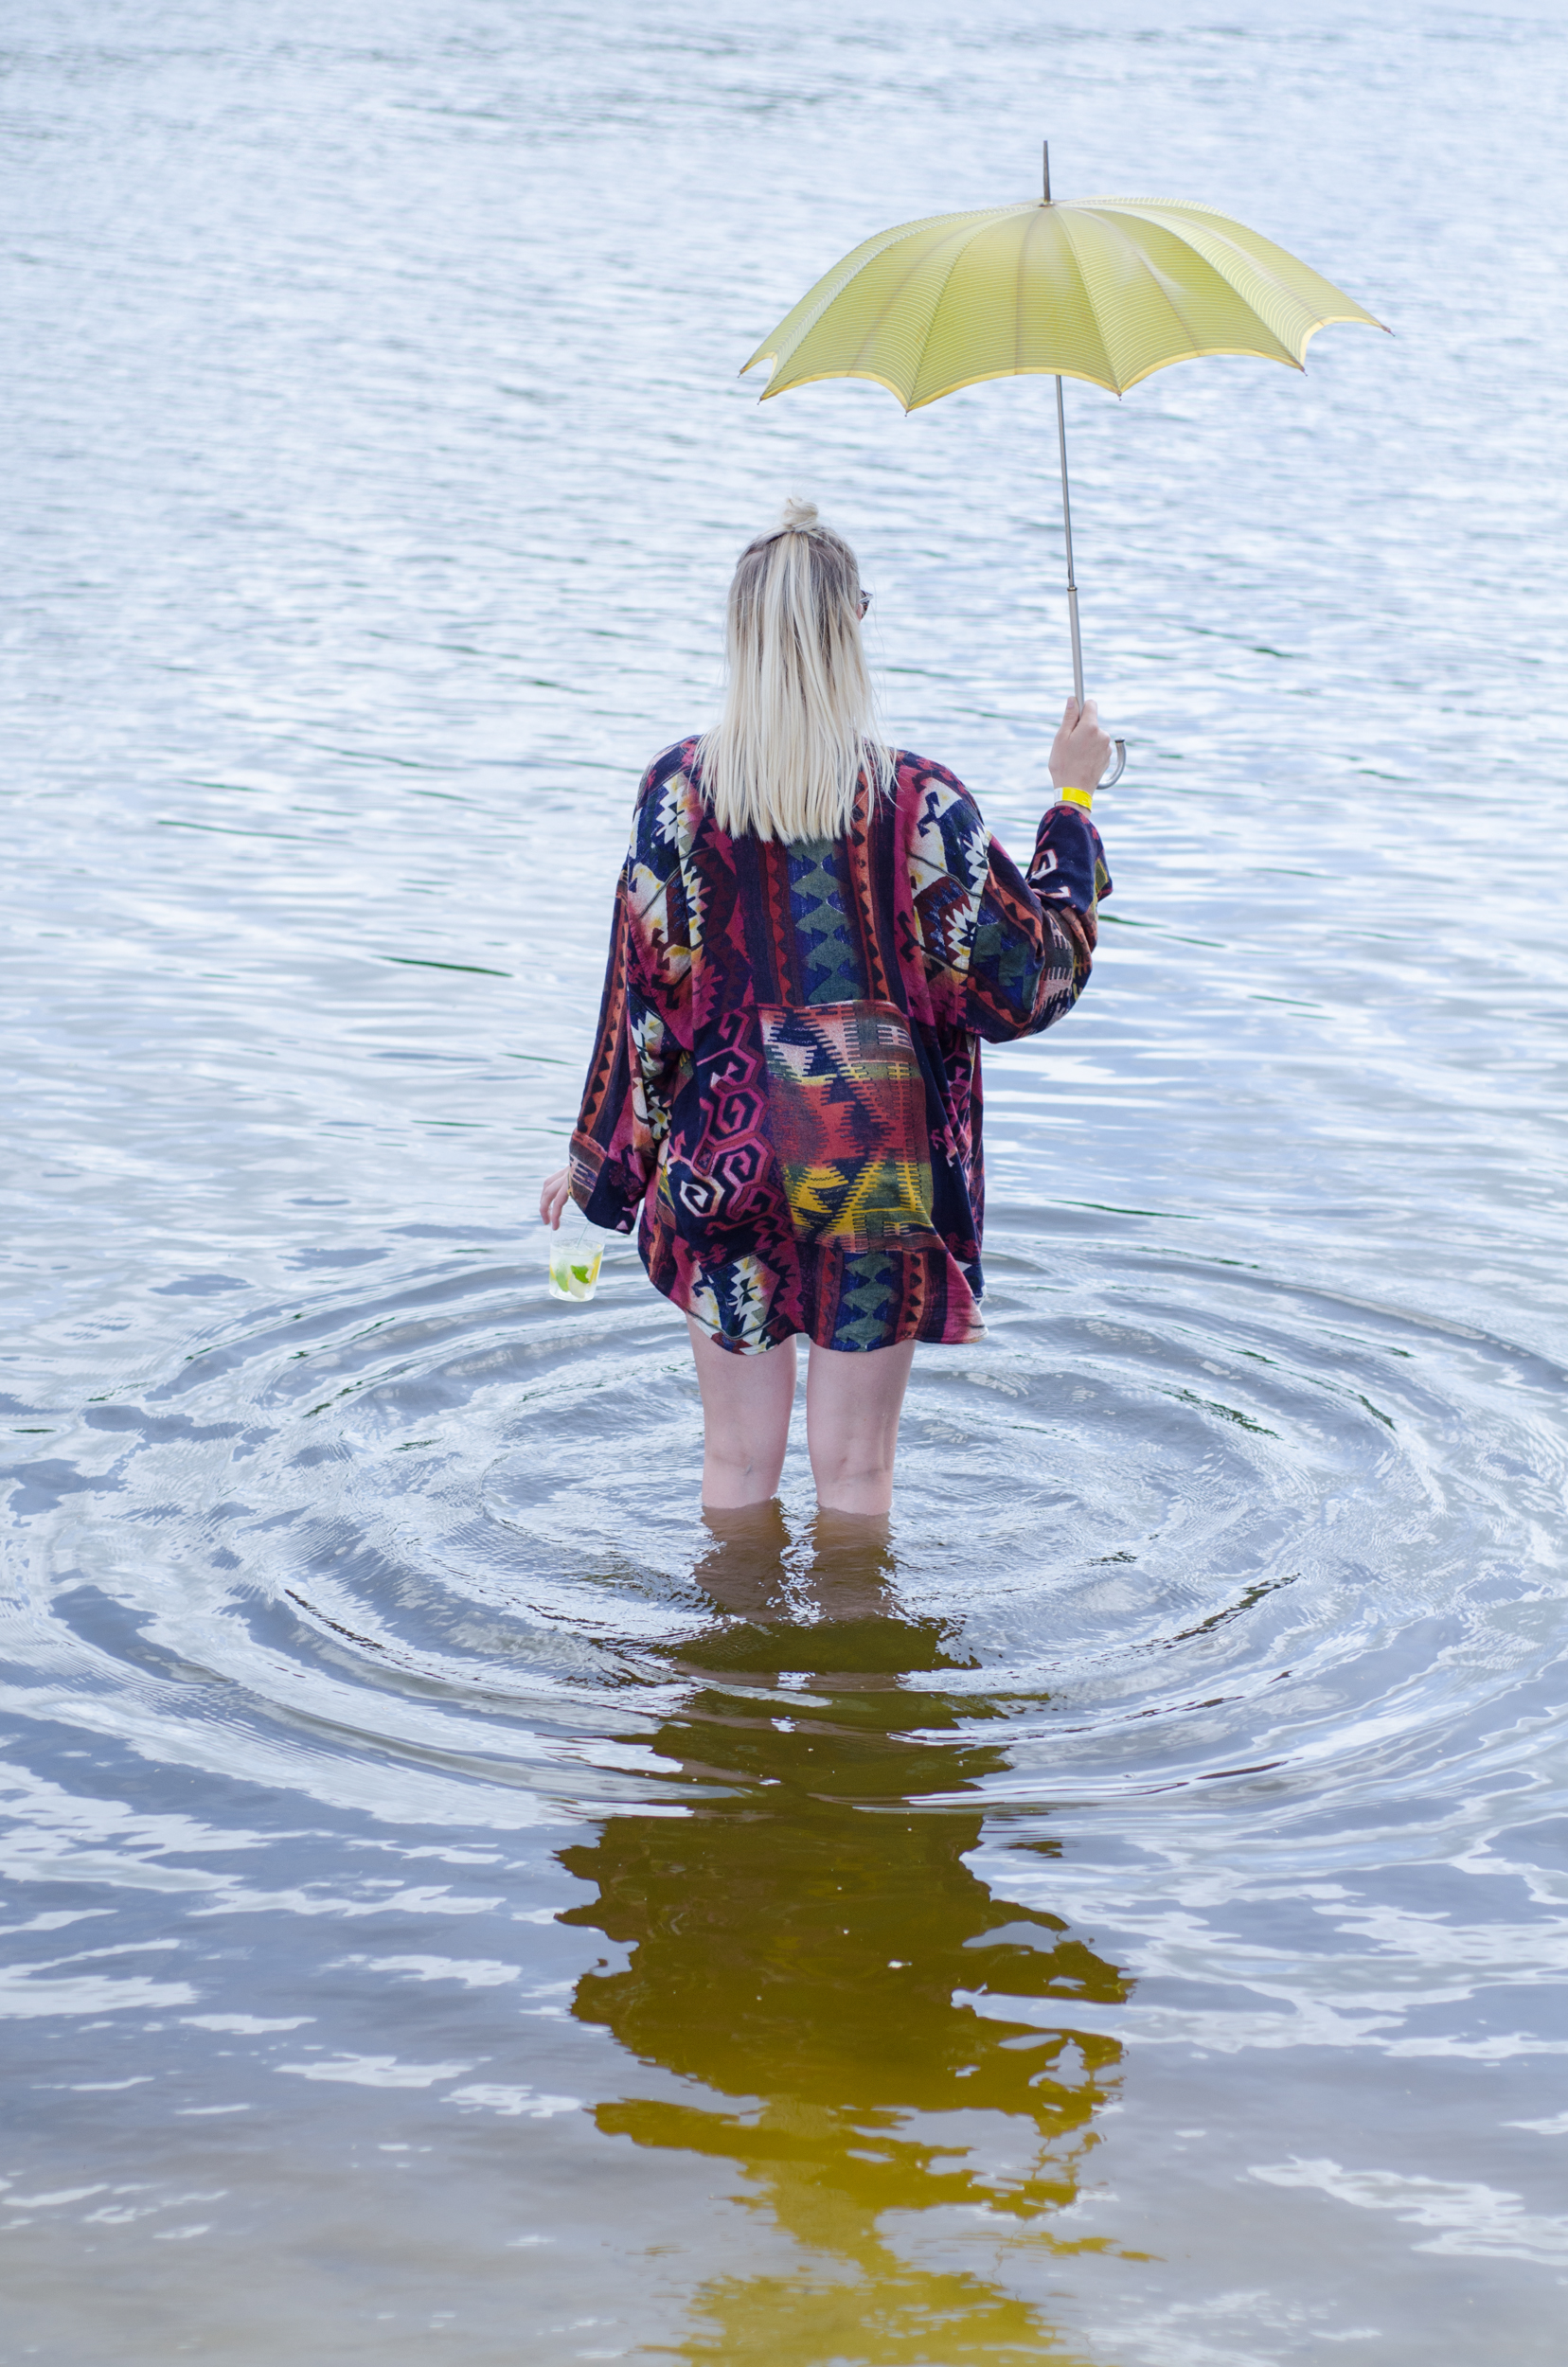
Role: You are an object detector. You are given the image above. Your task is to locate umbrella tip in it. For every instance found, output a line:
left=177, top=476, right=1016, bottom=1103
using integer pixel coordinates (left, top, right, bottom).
left=1042, top=140, right=1051, bottom=204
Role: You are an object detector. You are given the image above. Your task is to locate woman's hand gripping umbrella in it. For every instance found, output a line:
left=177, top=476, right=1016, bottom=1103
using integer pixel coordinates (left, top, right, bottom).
left=742, top=142, right=1387, bottom=779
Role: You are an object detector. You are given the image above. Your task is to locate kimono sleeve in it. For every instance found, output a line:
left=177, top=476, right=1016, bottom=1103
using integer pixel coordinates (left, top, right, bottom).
left=961, top=830, right=1085, bottom=1043
left=1026, top=801, right=1113, bottom=922
left=567, top=757, right=692, bottom=1234
left=907, top=763, right=1111, bottom=1046
left=963, top=797, right=1114, bottom=1041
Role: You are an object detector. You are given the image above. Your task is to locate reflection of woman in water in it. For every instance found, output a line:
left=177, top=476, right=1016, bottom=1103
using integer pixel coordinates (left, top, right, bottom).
left=559, top=1510, right=1132, bottom=2361
left=540, top=498, right=1113, bottom=1514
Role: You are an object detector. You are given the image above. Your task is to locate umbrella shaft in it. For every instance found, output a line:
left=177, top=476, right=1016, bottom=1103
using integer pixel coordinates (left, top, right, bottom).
left=1065, top=581, right=1084, bottom=711
left=1055, top=375, right=1085, bottom=709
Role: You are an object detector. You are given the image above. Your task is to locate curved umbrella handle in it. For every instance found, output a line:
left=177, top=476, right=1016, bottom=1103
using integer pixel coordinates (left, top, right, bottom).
left=1101, top=739, right=1127, bottom=790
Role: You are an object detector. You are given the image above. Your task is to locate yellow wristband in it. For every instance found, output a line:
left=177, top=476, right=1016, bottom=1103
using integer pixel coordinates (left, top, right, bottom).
left=1058, top=784, right=1093, bottom=811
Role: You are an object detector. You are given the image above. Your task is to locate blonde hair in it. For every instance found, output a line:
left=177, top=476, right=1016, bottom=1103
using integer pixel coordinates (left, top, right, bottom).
left=696, top=498, right=892, bottom=843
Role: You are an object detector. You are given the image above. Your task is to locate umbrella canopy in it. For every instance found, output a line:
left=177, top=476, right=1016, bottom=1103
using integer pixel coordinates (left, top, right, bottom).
left=743, top=189, right=1383, bottom=410
left=740, top=154, right=1385, bottom=770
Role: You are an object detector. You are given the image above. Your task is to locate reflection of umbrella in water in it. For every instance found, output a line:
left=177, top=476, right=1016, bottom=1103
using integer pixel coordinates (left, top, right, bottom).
left=558, top=1508, right=1134, bottom=2363
left=744, top=144, right=1386, bottom=783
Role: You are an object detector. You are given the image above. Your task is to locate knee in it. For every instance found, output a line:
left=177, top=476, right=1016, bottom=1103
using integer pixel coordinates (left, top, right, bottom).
left=808, top=1433, right=897, bottom=1489
left=706, top=1434, right=772, bottom=1481
left=702, top=1431, right=788, bottom=1510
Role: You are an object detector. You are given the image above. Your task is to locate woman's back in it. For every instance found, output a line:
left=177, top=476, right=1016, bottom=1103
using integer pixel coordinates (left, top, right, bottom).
left=570, top=735, right=1109, bottom=1354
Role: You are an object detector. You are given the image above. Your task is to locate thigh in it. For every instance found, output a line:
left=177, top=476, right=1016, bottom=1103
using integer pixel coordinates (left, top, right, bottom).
left=686, top=1316, right=798, bottom=1450
left=804, top=1336, right=917, bottom=1448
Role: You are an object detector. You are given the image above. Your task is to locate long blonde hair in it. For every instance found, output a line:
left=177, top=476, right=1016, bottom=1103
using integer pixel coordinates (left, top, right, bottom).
left=696, top=498, right=893, bottom=843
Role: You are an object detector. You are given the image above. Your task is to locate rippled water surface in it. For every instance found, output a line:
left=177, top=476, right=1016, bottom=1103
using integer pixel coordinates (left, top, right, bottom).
left=5, top=2, right=1568, bottom=2359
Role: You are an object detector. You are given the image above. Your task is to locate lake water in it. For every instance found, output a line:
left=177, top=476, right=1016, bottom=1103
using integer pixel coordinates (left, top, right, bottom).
left=4, top=3, right=1567, bottom=2359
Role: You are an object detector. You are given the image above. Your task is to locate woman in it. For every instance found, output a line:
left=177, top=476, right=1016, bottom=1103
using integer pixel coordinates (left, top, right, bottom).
left=540, top=499, right=1113, bottom=1518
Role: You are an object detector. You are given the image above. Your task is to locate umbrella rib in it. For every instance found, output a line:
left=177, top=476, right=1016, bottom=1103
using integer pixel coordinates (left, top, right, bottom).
left=901, top=209, right=1036, bottom=408
left=1098, top=205, right=1302, bottom=369
left=1173, top=212, right=1322, bottom=357
left=806, top=220, right=991, bottom=400
left=742, top=207, right=1000, bottom=377
left=1042, top=208, right=1116, bottom=388
left=1058, top=209, right=1194, bottom=386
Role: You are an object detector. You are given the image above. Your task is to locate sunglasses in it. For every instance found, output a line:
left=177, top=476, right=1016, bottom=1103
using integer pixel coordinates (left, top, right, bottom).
left=857, top=589, right=872, bottom=618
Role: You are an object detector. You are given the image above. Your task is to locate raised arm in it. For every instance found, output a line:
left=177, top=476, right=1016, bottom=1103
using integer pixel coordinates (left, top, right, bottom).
left=906, top=707, right=1114, bottom=1046
left=967, top=698, right=1114, bottom=1040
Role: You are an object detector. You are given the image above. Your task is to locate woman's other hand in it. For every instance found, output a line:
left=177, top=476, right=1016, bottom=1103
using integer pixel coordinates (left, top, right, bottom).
left=1049, top=697, right=1113, bottom=795
left=539, top=1166, right=572, bottom=1229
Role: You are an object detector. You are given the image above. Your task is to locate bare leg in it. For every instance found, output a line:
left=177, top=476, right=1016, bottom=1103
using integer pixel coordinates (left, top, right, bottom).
left=805, top=1338, right=917, bottom=1517
left=686, top=1315, right=797, bottom=1507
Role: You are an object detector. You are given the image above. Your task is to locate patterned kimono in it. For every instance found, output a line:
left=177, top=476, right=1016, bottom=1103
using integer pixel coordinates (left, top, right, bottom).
left=569, top=739, right=1111, bottom=1354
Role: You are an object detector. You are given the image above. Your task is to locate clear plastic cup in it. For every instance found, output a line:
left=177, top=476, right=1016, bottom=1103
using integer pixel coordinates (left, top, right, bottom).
left=547, top=1210, right=608, bottom=1303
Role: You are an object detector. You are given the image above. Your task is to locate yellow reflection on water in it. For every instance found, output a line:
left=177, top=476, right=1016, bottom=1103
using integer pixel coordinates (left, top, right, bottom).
left=560, top=1507, right=1135, bottom=2364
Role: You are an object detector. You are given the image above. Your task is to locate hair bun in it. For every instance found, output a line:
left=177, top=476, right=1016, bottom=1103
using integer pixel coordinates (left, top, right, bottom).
left=778, top=496, right=820, bottom=533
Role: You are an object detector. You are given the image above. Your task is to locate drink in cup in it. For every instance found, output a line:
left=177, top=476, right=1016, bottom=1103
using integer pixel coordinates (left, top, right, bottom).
left=548, top=1211, right=607, bottom=1303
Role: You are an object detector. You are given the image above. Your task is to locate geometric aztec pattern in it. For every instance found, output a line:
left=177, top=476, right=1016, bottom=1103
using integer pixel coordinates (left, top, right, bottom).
left=569, top=739, right=1111, bottom=1356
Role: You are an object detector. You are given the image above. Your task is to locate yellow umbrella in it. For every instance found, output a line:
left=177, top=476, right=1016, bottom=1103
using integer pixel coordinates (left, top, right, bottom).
left=744, top=145, right=1385, bottom=780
